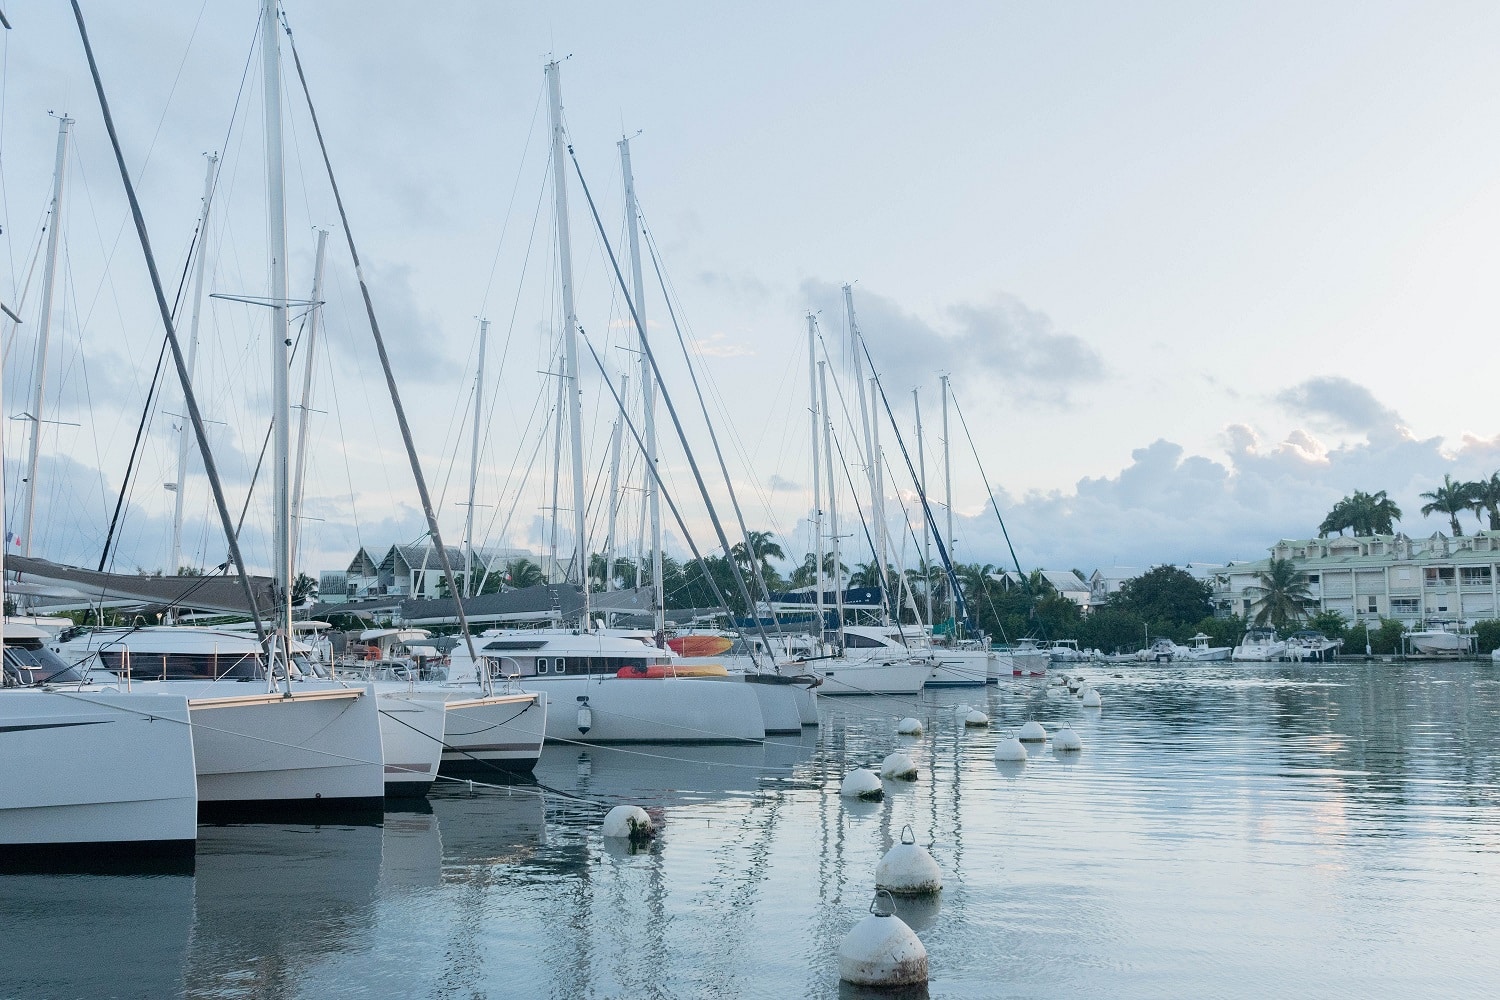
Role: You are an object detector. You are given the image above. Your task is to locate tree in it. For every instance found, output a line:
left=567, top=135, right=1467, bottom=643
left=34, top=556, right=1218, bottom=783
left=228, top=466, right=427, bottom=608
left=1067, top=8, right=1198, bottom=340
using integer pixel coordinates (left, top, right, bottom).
left=1319, top=489, right=1402, bottom=537
left=1245, top=557, right=1314, bottom=630
left=789, top=552, right=846, bottom=589
left=291, top=572, right=318, bottom=606
left=1110, top=565, right=1213, bottom=627
left=1471, top=472, right=1500, bottom=531
left=1420, top=474, right=1476, bottom=536
left=729, top=530, right=785, bottom=582
left=502, top=558, right=544, bottom=589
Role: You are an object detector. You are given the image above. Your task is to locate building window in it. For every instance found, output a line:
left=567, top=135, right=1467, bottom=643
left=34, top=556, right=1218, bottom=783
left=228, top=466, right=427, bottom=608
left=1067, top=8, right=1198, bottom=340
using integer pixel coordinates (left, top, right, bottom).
left=1305, top=574, right=1319, bottom=584
left=1461, top=566, right=1492, bottom=586
left=1391, top=597, right=1420, bottom=615
left=1367, top=596, right=1378, bottom=613
left=1425, top=567, right=1456, bottom=587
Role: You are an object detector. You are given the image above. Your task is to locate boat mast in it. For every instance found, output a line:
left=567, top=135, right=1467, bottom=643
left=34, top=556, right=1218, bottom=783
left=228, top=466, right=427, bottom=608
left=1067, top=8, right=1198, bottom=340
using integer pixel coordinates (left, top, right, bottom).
left=290, top=226, right=327, bottom=574
left=869, top=375, right=888, bottom=619
left=843, top=285, right=878, bottom=555
left=619, top=135, right=663, bottom=638
left=604, top=372, right=628, bottom=592
left=18, top=114, right=72, bottom=559
left=914, top=386, right=932, bottom=630
left=808, top=314, right=824, bottom=633
left=169, top=151, right=218, bottom=576
left=545, top=60, right=590, bottom=626
left=819, top=358, right=845, bottom=641
left=463, top=318, right=488, bottom=596
left=262, top=0, right=293, bottom=670
left=941, top=373, right=955, bottom=628
left=548, top=369, right=563, bottom=582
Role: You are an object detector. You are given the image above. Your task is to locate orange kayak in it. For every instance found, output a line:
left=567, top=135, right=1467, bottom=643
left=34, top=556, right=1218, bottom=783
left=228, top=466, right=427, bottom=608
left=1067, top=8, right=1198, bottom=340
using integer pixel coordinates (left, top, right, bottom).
left=615, top=663, right=729, bottom=679
left=667, top=635, right=734, bottom=657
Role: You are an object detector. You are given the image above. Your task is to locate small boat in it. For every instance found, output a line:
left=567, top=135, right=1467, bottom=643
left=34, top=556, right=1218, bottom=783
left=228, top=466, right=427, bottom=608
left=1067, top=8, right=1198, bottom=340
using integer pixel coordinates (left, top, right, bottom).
left=1183, top=633, right=1233, bottom=662
left=1406, top=621, right=1473, bottom=657
left=1285, top=630, right=1343, bottom=662
left=1232, top=628, right=1287, bottom=662
left=1140, top=637, right=1190, bottom=663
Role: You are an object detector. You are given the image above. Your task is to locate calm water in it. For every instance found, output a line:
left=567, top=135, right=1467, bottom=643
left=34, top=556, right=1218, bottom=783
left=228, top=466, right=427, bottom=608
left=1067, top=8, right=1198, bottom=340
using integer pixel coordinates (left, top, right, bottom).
left=5, top=660, right=1500, bottom=998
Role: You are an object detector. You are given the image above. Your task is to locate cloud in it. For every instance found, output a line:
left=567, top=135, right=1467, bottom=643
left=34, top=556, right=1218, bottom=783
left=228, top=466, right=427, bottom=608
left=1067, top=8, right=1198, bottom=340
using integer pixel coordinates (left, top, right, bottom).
left=768, top=474, right=800, bottom=492
left=1275, top=376, right=1404, bottom=436
left=799, top=279, right=1103, bottom=402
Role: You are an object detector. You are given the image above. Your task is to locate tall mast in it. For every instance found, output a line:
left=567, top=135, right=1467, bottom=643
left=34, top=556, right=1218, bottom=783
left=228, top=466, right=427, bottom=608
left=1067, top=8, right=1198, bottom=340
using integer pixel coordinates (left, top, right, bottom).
left=262, top=0, right=292, bottom=648
left=169, top=151, right=218, bottom=575
left=18, top=114, right=72, bottom=558
left=463, top=318, right=488, bottom=596
left=548, top=369, right=563, bottom=581
left=545, top=60, right=590, bottom=625
left=619, top=135, right=663, bottom=638
left=290, top=227, right=327, bottom=574
left=604, top=372, right=628, bottom=592
left=843, top=285, right=877, bottom=549
left=915, top=386, right=932, bottom=629
left=941, top=373, right=954, bottom=626
left=869, top=375, right=887, bottom=619
left=808, top=314, right=823, bottom=632
left=819, top=358, right=844, bottom=641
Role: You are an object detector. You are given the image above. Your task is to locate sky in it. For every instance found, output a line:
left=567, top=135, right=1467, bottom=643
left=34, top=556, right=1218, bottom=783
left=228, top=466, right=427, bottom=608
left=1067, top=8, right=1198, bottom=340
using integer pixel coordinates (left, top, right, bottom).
left=3, top=1, right=1500, bottom=587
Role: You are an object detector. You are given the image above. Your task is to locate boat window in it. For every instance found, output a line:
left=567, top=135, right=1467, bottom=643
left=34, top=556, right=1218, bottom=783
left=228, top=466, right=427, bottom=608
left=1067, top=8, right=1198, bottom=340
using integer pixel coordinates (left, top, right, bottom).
left=555, top=657, right=566, bottom=674
left=537, top=657, right=549, bottom=673
left=843, top=633, right=885, bottom=649
left=96, top=649, right=261, bottom=681
left=3, top=645, right=86, bottom=686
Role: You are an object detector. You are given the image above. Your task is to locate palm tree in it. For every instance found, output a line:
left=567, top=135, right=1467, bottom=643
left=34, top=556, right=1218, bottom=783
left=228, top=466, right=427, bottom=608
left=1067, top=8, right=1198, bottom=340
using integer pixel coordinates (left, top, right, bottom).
left=789, top=552, right=847, bottom=589
left=1319, top=489, right=1402, bottom=537
left=502, top=558, right=544, bottom=589
left=1245, top=557, right=1314, bottom=630
left=1471, top=472, right=1500, bottom=531
left=1420, top=474, right=1476, bottom=536
left=849, top=561, right=884, bottom=589
left=729, top=530, right=785, bottom=581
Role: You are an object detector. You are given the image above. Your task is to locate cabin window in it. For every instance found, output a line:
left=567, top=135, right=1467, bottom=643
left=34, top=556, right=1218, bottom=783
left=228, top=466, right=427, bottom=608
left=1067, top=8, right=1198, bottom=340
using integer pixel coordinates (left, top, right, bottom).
left=555, top=657, right=567, bottom=674
left=537, top=657, right=549, bottom=673
left=843, top=633, right=884, bottom=648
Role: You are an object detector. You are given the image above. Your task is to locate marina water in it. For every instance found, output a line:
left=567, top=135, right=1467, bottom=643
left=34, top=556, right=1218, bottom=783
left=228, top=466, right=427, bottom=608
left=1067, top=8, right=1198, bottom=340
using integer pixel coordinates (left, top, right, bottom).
left=4, top=660, right=1498, bottom=998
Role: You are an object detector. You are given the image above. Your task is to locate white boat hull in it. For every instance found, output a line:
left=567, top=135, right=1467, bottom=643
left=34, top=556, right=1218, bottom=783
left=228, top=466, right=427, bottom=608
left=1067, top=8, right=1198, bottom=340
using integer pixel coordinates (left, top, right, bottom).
left=525, top=676, right=764, bottom=743
left=375, top=695, right=449, bottom=797
left=926, top=651, right=992, bottom=687
left=1410, top=633, right=1466, bottom=655
left=733, top=676, right=806, bottom=733
left=814, top=658, right=929, bottom=696
left=994, top=650, right=1050, bottom=678
left=132, top=681, right=386, bottom=817
left=435, top=691, right=547, bottom=775
left=1232, top=642, right=1287, bottom=661
left=1186, top=648, right=1233, bottom=662
left=0, top=690, right=198, bottom=867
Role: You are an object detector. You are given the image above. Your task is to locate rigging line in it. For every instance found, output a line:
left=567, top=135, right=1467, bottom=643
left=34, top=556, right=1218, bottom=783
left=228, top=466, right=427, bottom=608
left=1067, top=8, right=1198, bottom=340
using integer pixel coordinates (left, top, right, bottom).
left=472, top=380, right=550, bottom=592
left=950, top=388, right=1028, bottom=593
left=639, top=210, right=783, bottom=624
left=70, top=0, right=267, bottom=643
left=474, top=81, right=546, bottom=321
left=566, top=148, right=779, bottom=664
left=280, top=12, right=481, bottom=675
left=825, top=413, right=909, bottom=647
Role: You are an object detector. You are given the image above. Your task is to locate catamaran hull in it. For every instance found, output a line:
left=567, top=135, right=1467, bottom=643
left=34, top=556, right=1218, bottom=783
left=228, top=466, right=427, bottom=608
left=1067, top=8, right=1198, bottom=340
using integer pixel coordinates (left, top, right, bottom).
left=0, top=690, right=198, bottom=869
left=733, top=676, right=807, bottom=733
left=436, top=692, right=547, bottom=776
left=375, top=695, right=448, bottom=797
left=165, top=684, right=385, bottom=819
left=527, top=676, right=764, bottom=743
left=815, top=660, right=929, bottom=696
left=926, top=652, right=992, bottom=687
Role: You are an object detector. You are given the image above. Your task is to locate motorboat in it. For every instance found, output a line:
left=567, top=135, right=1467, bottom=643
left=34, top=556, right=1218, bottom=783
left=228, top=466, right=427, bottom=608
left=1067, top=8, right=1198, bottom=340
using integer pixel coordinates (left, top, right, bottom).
left=1232, top=628, right=1287, bottom=662
left=1406, top=622, right=1473, bottom=657
left=1047, top=639, right=1086, bottom=663
left=994, top=639, right=1050, bottom=677
left=1183, top=633, right=1233, bottom=662
left=1285, top=630, right=1343, bottom=662
left=821, top=624, right=972, bottom=691
left=51, top=626, right=386, bottom=817
left=451, top=628, right=766, bottom=744
left=1140, top=636, right=1191, bottom=663
left=1, top=624, right=198, bottom=868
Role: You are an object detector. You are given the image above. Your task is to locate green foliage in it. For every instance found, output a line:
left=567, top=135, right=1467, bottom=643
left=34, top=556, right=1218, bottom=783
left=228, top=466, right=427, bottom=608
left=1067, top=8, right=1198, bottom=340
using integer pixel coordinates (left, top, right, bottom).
left=1473, top=619, right=1500, bottom=654
left=1370, top=618, right=1406, bottom=655
left=1420, top=474, right=1476, bottom=536
left=1074, top=607, right=1149, bottom=654
left=1110, top=565, right=1213, bottom=628
left=1191, top=615, right=1245, bottom=648
left=1318, top=490, right=1401, bottom=537
left=1471, top=474, right=1500, bottom=532
left=1246, top=557, right=1314, bottom=629
left=291, top=572, right=318, bottom=606
left=1307, top=609, right=1348, bottom=640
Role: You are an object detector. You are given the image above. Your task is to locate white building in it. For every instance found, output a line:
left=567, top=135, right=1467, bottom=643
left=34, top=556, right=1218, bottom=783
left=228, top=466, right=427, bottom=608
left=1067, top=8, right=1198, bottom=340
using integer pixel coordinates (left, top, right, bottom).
left=1215, top=531, right=1500, bottom=625
left=318, top=544, right=534, bottom=603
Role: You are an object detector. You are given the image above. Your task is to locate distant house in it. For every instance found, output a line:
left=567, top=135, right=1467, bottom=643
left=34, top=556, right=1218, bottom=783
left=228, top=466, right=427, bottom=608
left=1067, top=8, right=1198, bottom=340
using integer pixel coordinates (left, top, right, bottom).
left=318, top=544, right=534, bottom=603
left=1088, top=567, right=1139, bottom=607
left=990, top=569, right=1093, bottom=610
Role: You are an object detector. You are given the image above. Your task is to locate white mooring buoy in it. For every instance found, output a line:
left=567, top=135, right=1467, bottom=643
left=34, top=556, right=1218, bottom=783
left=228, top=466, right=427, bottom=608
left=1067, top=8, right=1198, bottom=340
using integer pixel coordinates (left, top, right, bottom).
left=954, top=703, right=973, bottom=717
left=994, top=733, right=1028, bottom=761
left=964, top=709, right=990, bottom=727
left=841, top=768, right=885, bottom=800
left=880, top=751, right=919, bottom=781
left=1082, top=688, right=1103, bottom=708
left=601, top=805, right=654, bottom=841
left=875, top=824, right=943, bottom=895
left=1053, top=726, right=1083, bottom=752
left=896, top=717, right=924, bottom=736
left=838, top=890, right=930, bottom=988
left=1018, top=720, right=1048, bottom=742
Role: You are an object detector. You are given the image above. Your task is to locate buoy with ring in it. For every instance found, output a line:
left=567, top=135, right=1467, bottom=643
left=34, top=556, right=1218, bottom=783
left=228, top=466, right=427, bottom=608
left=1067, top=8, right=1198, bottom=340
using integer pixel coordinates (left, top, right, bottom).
left=880, top=751, right=919, bottom=781
left=841, top=768, right=884, bottom=800
left=838, top=889, right=930, bottom=988
left=1018, top=720, right=1048, bottom=742
left=875, top=825, right=943, bottom=895
left=994, top=732, right=1028, bottom=761
left=1053, top=725, right=1083, bottom=752
left=1082, top=688, right=1102, bottom=708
